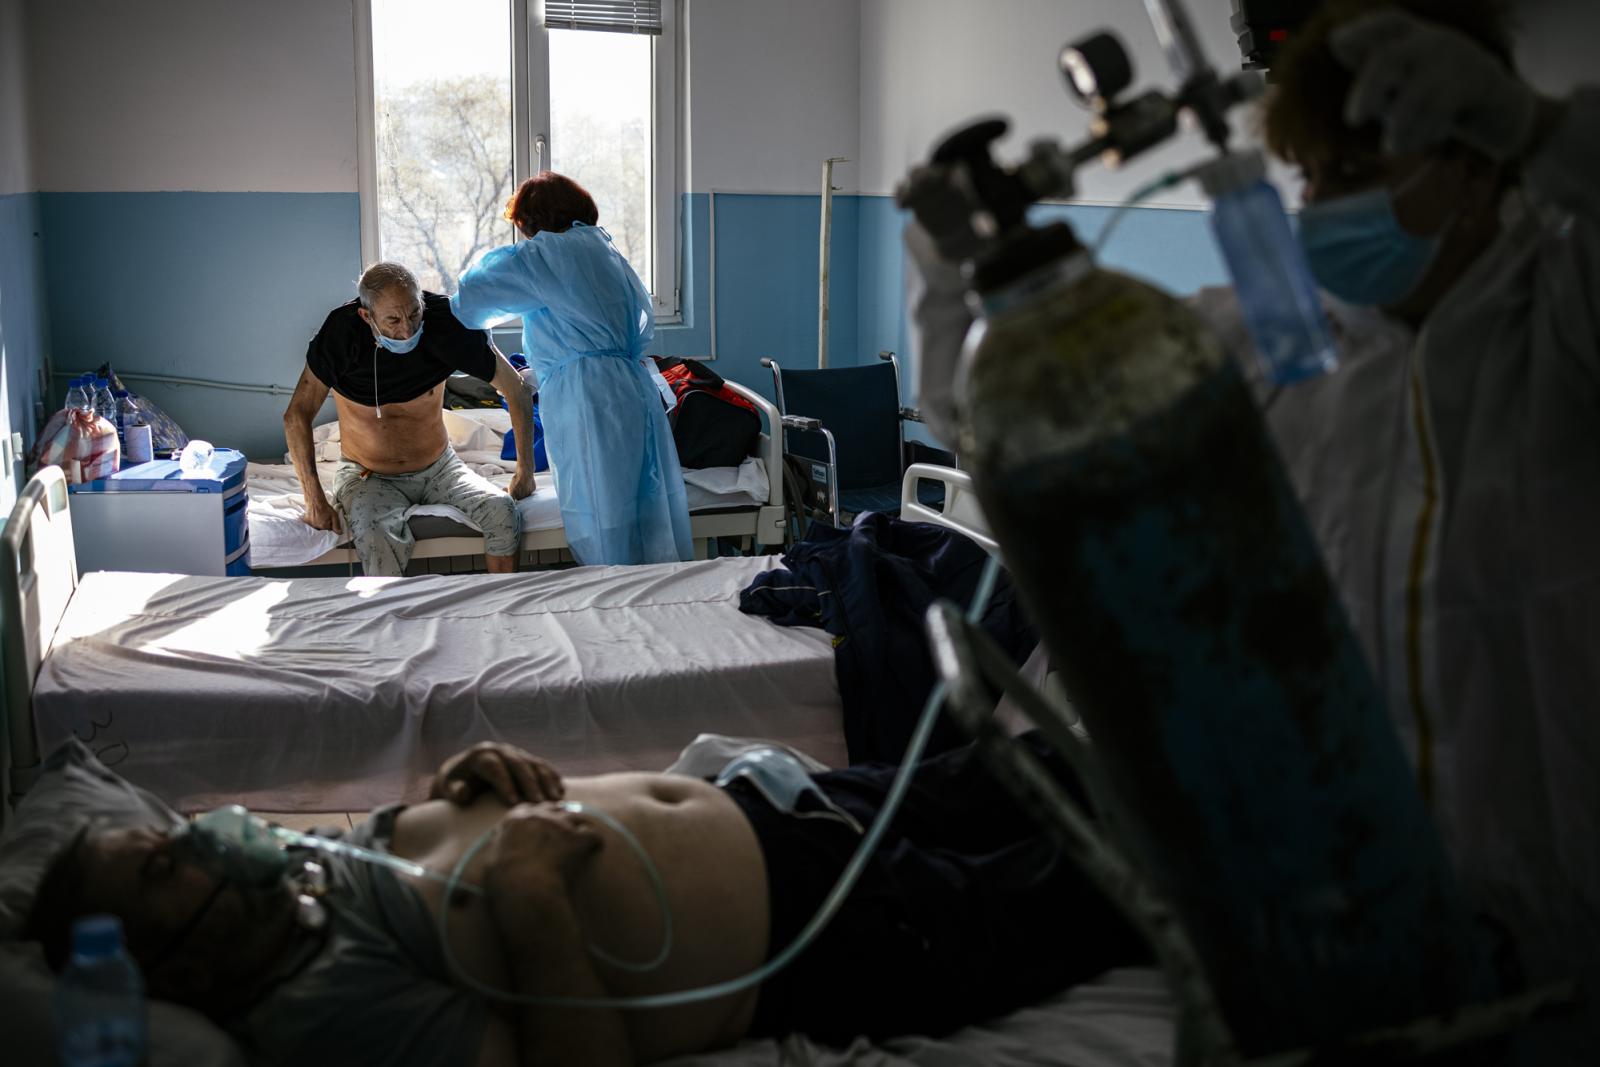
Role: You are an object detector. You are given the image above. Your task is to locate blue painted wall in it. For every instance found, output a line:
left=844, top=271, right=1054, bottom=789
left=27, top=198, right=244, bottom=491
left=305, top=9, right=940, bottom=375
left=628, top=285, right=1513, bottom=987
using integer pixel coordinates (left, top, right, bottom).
left=37, top=191, right=361, bottom=459
left=0, top=191, right=50, bottom=507
left=24, top=189, right=1231, bottom=461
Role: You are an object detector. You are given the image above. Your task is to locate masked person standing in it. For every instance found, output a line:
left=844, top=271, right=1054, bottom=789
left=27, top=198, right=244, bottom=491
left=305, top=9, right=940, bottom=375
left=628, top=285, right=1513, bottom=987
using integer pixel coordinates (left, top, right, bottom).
left=284, top=262, right=538, bottom=576
left=908, top=1, right=1599, bottom=1060
left=450, top=173, right=692, bottom=567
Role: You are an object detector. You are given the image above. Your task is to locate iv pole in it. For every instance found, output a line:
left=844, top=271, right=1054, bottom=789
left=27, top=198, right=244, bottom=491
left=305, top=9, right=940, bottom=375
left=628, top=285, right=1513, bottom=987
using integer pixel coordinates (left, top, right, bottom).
left=817, top=156, right=848, bottom=369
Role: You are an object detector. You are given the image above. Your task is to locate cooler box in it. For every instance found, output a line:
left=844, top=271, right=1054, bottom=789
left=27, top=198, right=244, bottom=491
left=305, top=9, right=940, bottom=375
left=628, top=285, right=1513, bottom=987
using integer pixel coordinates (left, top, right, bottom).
left=66, top=449, right=251, bottom=576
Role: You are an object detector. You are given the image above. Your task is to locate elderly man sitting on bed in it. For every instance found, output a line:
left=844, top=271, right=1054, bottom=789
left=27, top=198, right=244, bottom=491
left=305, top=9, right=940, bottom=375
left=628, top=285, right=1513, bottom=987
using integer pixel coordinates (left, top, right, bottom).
left=27, top=737, right=1145, bottom=1066
left=285, top=261, right=537, bottom=576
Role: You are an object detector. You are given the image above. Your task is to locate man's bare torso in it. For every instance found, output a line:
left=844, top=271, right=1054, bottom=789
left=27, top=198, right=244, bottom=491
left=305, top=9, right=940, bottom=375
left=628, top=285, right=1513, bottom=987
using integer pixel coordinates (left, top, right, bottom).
left=334, top=382, right=450, bottom=474
left=390, top=774, right=771, bottom=1062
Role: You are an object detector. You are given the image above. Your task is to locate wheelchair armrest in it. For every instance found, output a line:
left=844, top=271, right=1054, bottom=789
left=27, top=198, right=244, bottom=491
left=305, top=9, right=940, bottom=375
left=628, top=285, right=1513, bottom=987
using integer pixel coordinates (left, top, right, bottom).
left=898, top=406, right=925, bottom=424
left=781, top=414, right=823, bottom=433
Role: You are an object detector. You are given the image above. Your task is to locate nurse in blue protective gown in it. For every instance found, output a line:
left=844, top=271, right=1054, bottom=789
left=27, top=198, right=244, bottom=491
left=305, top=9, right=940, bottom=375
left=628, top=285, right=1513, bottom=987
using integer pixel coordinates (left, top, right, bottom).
left=451, top=172, right=692, bottom=566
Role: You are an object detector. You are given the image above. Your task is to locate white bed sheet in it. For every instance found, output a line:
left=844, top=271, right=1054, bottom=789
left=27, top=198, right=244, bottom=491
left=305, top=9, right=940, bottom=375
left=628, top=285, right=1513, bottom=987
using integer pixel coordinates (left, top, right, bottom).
left=663, top=968, right=1174, bottom=1067
left=247, top=411, right=770, bottom=568
left=32, top=556, right=841, bottom=812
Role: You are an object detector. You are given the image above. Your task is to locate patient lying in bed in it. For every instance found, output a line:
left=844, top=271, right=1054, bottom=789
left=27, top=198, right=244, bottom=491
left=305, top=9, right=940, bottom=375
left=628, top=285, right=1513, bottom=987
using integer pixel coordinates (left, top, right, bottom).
left=27, top=738, right=1146, bottom=1067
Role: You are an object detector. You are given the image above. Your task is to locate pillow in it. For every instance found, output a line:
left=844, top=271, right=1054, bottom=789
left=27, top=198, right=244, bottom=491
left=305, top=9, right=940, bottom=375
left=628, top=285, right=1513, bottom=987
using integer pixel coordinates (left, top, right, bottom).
left=0, top=739, right=243, bottom=1066
left=0, top=738, right=183, bottom=938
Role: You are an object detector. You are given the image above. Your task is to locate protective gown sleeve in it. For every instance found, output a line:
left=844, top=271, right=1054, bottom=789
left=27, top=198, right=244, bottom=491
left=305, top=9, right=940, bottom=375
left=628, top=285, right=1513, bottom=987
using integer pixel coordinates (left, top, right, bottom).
left=450, top=244, right=546, bottom=329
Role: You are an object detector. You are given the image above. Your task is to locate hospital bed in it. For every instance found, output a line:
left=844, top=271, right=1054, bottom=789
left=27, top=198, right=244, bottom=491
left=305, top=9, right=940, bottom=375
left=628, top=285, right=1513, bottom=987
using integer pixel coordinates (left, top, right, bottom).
left=1, top=462, right=989, bottom=821
left=246, top=379, right=789, bottom=571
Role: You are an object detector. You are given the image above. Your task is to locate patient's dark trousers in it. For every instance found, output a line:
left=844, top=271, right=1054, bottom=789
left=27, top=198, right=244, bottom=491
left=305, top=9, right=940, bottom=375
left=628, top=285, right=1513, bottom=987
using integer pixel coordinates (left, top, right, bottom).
left=729, top=732, right=1150, bottom=1046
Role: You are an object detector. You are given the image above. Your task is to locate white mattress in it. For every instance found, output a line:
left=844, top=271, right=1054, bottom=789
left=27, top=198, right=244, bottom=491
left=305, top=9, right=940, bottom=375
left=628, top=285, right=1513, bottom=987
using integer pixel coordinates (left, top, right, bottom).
left=32, top=556, right=841, bottom=812
left=247, top=408, right=771, bottom=568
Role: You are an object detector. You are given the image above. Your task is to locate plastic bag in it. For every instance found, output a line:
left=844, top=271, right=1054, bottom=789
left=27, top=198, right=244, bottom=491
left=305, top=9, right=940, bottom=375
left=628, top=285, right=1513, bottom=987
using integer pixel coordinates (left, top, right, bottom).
left=55, top=409, right=119, bottom=483
left=96, top=364, right=190, bottom=457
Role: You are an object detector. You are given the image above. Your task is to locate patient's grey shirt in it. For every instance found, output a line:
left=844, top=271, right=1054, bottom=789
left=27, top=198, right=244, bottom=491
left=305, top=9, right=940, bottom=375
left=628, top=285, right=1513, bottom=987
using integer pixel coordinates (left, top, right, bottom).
left=239, top=805, right=488, bottom=1067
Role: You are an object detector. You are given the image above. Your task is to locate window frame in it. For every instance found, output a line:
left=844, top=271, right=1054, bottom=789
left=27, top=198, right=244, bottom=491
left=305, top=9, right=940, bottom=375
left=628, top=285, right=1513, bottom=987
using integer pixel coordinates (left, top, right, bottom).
left=353, top=0, right=682, bottom=321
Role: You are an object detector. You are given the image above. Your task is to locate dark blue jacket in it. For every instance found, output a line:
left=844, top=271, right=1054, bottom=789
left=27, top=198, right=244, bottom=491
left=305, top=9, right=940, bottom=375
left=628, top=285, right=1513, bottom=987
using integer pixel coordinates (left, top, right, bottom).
left=740, top=514, right=1036, bottom=763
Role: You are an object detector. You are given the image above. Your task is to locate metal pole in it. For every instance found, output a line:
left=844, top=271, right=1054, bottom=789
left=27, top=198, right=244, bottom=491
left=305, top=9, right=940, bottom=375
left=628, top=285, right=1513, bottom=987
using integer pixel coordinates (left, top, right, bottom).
left=818, top=156, right=848, bottom=369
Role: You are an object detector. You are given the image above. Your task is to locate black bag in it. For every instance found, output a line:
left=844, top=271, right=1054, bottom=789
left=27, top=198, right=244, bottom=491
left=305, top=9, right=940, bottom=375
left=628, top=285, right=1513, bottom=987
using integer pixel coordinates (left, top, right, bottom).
left=654, top=357, right=761, bottom=469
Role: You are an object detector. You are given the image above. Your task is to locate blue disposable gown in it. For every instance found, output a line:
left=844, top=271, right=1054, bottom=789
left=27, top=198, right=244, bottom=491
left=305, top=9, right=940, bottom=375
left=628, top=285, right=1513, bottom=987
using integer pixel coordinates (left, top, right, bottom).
left=451, top=224, right=691, bottom=566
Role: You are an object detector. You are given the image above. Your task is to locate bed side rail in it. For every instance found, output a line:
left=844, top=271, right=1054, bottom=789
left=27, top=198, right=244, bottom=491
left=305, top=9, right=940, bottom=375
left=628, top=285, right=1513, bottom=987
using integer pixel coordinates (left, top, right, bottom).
left=1, top=465, right=79, bottom=822
left=723, top=378, right=787, bottom=547
left=900, top=463, right=999, bottom=555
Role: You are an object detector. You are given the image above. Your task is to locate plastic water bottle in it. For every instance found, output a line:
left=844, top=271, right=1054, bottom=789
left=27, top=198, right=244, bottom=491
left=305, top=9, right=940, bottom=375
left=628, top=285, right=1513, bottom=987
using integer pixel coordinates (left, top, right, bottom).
left=1200, top=150, right=1337, bottom=384
left=92, top=378, right=118, bottom=427
left=64, top=376, right=91, bottom=414
left=56, top=915, right=148, bottom=1067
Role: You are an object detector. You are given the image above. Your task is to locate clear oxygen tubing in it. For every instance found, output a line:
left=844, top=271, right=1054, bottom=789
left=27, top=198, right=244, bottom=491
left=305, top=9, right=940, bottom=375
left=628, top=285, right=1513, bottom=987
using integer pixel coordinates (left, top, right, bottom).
left=268, top=807, right=675, bottom=973
left=435, top=553, right=1006, bottom=1009
left=1091, top=168, right=1194, bottom=257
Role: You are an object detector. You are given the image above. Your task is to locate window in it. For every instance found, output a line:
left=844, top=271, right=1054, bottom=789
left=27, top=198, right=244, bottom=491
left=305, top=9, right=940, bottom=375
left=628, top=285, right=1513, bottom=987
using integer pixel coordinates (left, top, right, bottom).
left=355, top=0, right=679, bottom=317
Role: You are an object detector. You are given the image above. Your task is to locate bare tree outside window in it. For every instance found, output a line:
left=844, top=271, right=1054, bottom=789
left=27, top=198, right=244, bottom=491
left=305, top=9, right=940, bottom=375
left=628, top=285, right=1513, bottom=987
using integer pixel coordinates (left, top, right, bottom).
left=372, top=1, right=656, bottom=300
left=550, top=29, right=652, bottom=287
left=377, top=75, right=515, bottom=293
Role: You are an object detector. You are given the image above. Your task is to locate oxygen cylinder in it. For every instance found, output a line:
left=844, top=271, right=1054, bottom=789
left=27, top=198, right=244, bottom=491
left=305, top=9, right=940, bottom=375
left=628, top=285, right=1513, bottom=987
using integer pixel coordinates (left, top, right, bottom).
left=952, top=211, right=1493, bottom=1054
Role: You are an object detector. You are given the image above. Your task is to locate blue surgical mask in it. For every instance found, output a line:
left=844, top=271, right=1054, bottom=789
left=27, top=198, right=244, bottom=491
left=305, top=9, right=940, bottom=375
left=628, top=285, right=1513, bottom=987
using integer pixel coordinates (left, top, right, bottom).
left=374, top=320, right=424, bottom=355
left=1297, top=184, right=1442, bottom=307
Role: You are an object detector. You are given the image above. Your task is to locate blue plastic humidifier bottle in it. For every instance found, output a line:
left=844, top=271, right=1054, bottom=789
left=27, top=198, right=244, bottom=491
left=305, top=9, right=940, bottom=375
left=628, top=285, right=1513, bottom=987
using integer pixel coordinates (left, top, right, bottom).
left=1201, top=150, right=1337, bottom=384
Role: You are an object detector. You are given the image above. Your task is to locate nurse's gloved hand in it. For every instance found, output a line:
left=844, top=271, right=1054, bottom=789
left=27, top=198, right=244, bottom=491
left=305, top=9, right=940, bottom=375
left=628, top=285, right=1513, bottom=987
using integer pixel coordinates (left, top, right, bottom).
left=508, top=468, right=536, bottom=500
left=431, top=741, right=564, bottom=807
left=1332, top=9, right=1539, bottom=161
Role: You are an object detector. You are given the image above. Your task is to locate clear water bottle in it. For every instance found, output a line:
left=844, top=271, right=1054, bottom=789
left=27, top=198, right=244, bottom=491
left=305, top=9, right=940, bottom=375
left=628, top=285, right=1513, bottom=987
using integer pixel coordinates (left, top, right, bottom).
left=92, top=378, right=117, bottom=427
left=113, top=391, right=134, bottom=451
left=65, top=376, right=91, bottom=414
left=56, top=914, right=148, bottom=1067
left=1200, top=151, right=1337, bottom=384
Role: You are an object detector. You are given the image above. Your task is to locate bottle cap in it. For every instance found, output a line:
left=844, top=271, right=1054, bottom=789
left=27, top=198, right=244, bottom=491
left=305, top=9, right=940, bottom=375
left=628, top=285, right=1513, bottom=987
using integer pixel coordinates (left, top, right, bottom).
left=114, top=390, right=129, bottom=398
left=95, top=378, right=110, bottom=389
left=71, top=914, right=124, bottom=958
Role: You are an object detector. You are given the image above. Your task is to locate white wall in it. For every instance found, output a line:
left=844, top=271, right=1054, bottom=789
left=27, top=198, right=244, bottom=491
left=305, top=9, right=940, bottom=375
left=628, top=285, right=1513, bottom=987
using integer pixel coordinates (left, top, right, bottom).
left=25, top=0, right=357, bottom=192
left=859, top=0, right=1251, bottom=208
left=0, top=0, right=32, bottom=196
left=859, top=0, right=1600, bottom=210
left=688, top=0, right=861, bottom=193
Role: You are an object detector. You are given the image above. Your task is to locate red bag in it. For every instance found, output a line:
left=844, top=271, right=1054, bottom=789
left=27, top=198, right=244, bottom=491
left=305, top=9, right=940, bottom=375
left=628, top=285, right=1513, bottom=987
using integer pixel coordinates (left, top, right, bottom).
left=653, top=357, right=761, bottom=469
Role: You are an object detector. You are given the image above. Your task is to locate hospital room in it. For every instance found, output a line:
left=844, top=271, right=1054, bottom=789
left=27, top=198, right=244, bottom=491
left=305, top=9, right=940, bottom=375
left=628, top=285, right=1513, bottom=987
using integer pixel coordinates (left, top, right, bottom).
left=1, top=0, right=1598, bottom=1062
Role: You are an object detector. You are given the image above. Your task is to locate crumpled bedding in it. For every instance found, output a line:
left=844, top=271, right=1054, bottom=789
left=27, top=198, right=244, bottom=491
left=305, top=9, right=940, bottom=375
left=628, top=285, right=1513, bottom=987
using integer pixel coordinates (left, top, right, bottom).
left=248, top=409, right=769, bottom=568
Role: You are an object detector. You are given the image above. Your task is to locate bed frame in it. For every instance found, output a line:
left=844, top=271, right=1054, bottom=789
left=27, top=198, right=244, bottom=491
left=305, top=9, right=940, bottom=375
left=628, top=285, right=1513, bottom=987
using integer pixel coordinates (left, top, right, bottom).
left=289, top=380, right=789, bottom=572
left=1, top=466, right=77, bottom=819
left=0, top=459, right=989, bottom=828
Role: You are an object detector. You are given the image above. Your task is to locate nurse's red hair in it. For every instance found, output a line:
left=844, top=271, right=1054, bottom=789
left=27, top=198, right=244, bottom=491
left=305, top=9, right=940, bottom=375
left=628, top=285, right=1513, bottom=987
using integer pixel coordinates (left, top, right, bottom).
left=504, top=172, right=600, bottom=238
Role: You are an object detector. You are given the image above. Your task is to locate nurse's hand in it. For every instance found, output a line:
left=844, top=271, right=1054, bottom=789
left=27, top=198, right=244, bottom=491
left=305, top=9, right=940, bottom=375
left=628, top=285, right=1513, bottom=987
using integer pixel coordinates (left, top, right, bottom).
left=303, top=495, right=339, bottom=532
left=509, top=468, right=536, bottom=500
left=431, top=741, right=564, bottom=806
left=1332, top=9, right=1539, bottom=161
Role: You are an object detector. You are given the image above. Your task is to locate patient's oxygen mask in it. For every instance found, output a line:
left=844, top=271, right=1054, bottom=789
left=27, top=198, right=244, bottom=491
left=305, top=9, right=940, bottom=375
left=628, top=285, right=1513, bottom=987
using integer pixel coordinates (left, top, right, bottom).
left=173, top=806, right=330, bottom=933
left=176, top=805, right=295, bottom=888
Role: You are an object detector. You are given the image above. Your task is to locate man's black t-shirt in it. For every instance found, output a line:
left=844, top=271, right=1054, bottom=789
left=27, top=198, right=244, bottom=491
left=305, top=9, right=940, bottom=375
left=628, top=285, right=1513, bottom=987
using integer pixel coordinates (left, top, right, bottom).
left=305, top=292, right=496, bottom=408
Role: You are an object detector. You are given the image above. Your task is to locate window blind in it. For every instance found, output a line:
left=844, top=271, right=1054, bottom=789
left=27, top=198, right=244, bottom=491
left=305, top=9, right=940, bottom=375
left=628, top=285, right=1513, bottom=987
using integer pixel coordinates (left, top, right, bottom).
left=544, top=0, right=663, bottom=35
